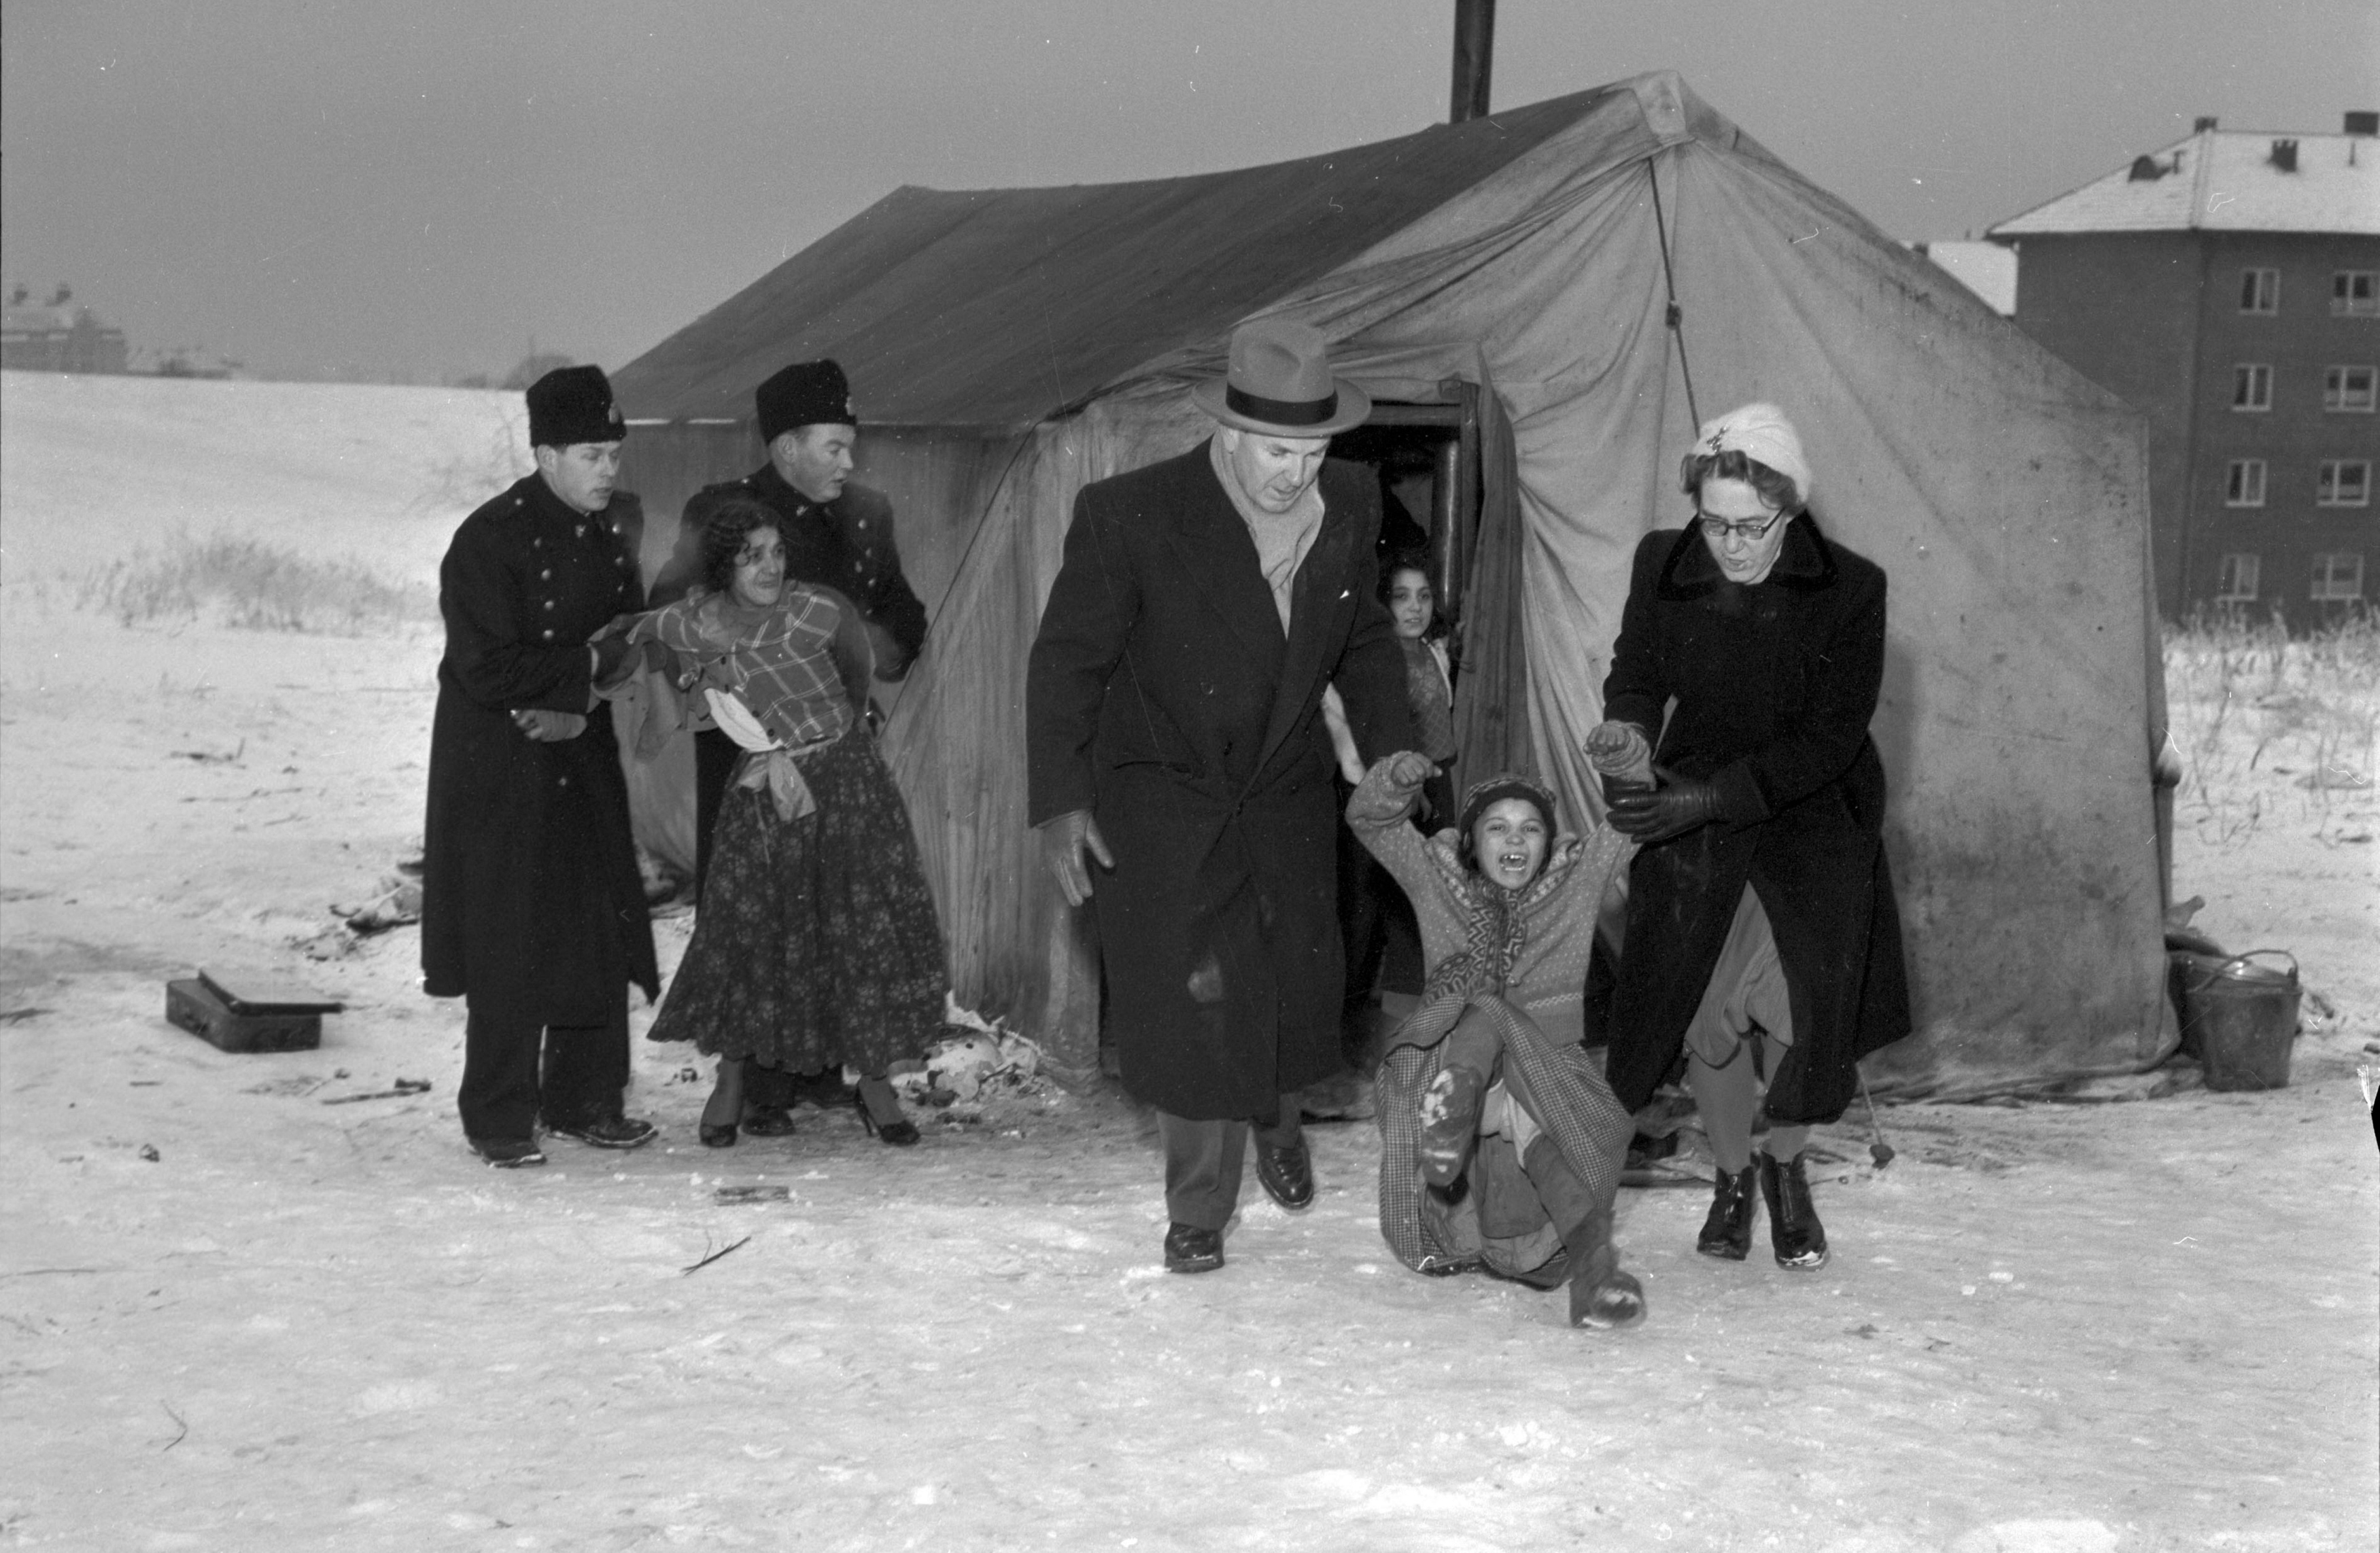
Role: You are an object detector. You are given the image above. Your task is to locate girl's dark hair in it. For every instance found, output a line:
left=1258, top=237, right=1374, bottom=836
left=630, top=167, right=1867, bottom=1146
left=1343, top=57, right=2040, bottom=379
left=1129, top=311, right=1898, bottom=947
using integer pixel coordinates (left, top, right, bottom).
left=1379, top=549, right=1449, bottom=642
left=700, top=497, right=782, bottom=593
left=1678, top=448, right=1802, bottom=514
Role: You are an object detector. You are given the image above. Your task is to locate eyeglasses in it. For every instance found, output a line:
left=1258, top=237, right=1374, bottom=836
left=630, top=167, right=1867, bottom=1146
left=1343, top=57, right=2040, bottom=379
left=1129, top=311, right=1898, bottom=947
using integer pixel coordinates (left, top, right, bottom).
left=1695, top=507, right=1789, bottom=542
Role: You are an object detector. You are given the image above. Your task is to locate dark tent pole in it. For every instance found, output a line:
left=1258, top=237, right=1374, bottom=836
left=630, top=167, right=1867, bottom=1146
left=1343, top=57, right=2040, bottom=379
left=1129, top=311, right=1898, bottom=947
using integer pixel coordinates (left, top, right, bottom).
left=1451, top=0, right=1495, bottom=123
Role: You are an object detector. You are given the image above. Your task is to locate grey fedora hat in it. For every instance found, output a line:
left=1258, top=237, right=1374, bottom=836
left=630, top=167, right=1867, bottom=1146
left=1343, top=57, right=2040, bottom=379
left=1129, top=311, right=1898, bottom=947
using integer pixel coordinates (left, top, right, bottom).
left=1190, top=318, right=1371, bottom=438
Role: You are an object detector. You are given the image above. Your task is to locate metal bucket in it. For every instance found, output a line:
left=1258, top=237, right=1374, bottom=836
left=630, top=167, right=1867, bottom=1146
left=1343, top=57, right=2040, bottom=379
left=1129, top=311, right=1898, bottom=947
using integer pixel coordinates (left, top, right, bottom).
left=2172, top=949, right=2300, bottom=1092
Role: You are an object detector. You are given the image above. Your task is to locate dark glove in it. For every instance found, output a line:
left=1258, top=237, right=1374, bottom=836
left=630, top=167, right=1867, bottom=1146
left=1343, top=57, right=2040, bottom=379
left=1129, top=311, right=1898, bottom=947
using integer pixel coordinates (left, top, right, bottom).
left=1606, top=769, right=1722, bottom=843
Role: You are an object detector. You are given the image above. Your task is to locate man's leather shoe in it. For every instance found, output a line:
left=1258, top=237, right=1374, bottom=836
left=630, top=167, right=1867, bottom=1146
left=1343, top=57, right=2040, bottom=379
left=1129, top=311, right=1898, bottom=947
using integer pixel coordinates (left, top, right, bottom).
left=1255, top=1136, right=1315, bottom=1210
left=545, top=1115, right=657, bottom=1151
left=470, top=1136, right=547, bottom=1168
left=740, top=1107, right=797, bottom=1138
left=1163, top=1222, right=1224, bottom=1274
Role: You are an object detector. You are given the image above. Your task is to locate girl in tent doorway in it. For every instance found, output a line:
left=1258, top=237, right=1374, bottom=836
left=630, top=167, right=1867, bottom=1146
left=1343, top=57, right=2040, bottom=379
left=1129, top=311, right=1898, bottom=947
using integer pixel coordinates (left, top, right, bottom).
left=1591, top=403, right=1910, bottom=1272
left=1327, top=553, right=1461, bottom=1062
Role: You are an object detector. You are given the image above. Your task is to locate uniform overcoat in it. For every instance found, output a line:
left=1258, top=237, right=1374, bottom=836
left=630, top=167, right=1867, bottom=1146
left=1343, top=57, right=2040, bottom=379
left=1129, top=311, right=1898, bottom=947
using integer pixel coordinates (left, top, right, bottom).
left=654, top=466, right=927, bottom=678
left=422, top=476, right=659, bottom=1021
left=1027, top=445, right=1417, bottom=1121
left=1600, top=515, right=1910, bottom=1126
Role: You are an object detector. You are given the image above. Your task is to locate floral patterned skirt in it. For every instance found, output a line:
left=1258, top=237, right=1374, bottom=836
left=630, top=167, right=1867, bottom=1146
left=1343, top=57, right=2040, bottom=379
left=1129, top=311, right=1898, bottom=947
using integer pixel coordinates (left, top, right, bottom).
left=649, top=732, right=948, bottom=1075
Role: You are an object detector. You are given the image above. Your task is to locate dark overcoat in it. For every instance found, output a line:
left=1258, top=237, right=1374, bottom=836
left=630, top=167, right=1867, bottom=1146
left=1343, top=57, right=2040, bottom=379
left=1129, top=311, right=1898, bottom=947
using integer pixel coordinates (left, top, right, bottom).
left=1027, top=446, right=1417, bottom=1120
left=421, top=475, right=659, bottom=1021
left=1600, top=515, right=1910, bottom=1126
left=653, top=467, right=927, bottom=678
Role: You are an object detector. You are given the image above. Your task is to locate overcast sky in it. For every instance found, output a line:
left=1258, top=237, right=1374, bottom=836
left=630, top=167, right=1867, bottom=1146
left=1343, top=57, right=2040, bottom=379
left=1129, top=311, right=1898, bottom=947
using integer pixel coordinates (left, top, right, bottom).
left=5, top=1, right=2374, bottom=381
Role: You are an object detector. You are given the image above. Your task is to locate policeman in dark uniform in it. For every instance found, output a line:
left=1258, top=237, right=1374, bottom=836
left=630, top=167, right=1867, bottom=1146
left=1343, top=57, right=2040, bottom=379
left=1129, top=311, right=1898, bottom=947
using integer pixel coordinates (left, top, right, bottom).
left=423, top=366, right=664, bottom=1166
left=650, top=359, right=930, bottom=1134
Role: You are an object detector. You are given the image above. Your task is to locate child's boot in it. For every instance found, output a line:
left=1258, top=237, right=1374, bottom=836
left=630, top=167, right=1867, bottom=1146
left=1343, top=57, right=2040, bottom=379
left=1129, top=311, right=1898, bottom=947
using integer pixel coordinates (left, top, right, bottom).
left=1564, top=1209, right=1646, bottom=1330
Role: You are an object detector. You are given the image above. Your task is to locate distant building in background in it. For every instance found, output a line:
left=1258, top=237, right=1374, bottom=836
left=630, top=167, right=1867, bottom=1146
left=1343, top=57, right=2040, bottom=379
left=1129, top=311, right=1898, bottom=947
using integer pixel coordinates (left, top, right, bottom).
left=1910, top=241, right=2017, bottom=315
left=129, top=346, right=244, bottom=380
left=1, top=283, right=129, bottom=374
left=1990, top=113, right=2379, bottom=629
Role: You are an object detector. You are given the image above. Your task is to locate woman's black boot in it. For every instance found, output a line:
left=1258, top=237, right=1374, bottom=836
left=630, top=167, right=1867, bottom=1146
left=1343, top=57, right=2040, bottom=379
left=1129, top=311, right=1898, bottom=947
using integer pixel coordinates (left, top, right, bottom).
left=1696, top=1164, right=1757, bottom=1260
left=1757, top=1150, right=1830, bottom=1270
left=855, top=1077, right=920, bottom=1147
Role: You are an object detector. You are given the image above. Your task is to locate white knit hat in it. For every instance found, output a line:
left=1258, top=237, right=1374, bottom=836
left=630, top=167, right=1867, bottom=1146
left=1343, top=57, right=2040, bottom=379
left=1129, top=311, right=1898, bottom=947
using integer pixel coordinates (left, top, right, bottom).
left=1693, top=402, right=1812, bottom=506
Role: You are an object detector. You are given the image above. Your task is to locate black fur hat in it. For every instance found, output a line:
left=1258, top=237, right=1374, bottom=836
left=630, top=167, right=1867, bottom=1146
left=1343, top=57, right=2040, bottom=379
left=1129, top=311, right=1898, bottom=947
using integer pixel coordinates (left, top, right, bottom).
left=526, top=365, right=626, bottom=448
left=755, top=360, right=858, bottom=443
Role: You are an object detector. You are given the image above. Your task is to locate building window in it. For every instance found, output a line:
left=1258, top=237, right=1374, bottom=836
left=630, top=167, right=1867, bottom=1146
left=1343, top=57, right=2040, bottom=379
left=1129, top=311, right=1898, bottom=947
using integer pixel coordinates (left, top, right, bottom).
left=2316, top=460, right=2372, bottom=506
left=2224, top=459, right=2267, bottom=506
left=2239, top=268, right=2279, bottom=313
left=2310, top=553, right=2364, bottom=602
left=2215, top=553, right=2261, bottom=603
left=2334, top=271, right=2378, bottom=317
left=2324, top=365, right=2377, bottom=413
left=2231, top=364, right=2272, bottom=411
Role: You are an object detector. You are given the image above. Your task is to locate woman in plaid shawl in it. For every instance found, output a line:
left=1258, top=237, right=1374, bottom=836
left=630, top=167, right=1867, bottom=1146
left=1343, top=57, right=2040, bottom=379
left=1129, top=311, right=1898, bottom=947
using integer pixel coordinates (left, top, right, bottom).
left=627, top=498, right=948, bottom=1147
left=1345, top=752, right=1645, bottom=1329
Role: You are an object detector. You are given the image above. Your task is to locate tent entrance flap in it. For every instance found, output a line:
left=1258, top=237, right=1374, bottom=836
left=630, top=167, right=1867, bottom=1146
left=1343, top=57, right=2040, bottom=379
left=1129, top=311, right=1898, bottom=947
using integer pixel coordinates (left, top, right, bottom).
left=1330, top=387, right=1483, bottom=644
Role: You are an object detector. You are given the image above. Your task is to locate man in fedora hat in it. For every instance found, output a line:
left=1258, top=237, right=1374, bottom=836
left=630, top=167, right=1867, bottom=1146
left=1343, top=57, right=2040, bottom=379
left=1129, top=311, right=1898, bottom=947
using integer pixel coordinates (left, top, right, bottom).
left=651, top=359, right=931, bottom=1133
left=423, top=365, right=662, bottom=1167
left=1028, top=318, right=1419, bottom=1272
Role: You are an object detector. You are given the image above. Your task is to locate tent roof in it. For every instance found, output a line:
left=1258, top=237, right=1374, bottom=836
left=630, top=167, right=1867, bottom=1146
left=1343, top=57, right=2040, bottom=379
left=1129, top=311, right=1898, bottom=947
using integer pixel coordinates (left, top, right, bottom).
left=611, top=88, right=1612, bottom=429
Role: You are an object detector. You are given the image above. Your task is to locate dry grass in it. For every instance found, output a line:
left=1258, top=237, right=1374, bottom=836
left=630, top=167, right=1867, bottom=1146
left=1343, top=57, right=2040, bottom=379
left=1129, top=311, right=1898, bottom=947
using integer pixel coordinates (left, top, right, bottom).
left=2165, top=610, right=2379, bottom=846
left=415, top=406, right=533, bottom=514
left=76, top=534, right=435, bottom=634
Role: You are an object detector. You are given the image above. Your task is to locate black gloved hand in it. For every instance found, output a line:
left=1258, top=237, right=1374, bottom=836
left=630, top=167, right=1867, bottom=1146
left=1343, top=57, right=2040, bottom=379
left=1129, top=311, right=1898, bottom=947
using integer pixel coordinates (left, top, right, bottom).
left=1606, top=769, right=1723, bottom=843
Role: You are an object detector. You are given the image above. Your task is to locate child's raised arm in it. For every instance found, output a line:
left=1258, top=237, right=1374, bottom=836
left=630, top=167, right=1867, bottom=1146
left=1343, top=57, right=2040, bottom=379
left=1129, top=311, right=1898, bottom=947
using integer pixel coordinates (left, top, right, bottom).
left=1345, top=752, right=1441, bottom=902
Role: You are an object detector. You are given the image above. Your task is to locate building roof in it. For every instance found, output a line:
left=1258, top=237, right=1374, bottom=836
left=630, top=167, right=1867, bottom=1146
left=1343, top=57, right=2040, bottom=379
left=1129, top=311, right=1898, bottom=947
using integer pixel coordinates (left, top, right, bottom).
left=1912, top=241, right=2017, bottom=314
left=612, top=88, right=1617, bottom=427
left=1, top=300, right=109, bottom=337
left=1990, top=128, right=2380, bottom=239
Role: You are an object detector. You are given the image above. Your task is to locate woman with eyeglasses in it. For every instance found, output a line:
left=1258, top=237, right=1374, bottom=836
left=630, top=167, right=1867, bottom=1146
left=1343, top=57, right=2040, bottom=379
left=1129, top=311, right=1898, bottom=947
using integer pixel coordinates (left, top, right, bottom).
left=1585, top=404, right=1910, bottom=1273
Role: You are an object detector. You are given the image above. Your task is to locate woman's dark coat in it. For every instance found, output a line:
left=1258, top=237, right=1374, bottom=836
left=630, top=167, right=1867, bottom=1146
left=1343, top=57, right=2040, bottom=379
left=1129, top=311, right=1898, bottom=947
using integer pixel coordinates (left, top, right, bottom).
left=1600, top=515, right=1910, bottom=1125
left=421, top=476, right=659, bottom=1022
left=1027, top=446, right=1417, bottom=1121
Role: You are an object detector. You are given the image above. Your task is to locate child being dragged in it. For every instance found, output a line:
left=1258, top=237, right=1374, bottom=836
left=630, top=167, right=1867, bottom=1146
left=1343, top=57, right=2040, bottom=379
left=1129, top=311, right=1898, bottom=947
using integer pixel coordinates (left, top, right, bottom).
left=1345, top=748, right=1648, bottom=1329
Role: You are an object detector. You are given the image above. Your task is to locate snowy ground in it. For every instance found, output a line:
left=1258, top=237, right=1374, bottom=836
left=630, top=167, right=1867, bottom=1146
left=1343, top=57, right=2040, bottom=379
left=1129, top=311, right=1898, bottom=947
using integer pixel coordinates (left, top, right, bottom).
left=2, top=372, right=2375, bottom=1552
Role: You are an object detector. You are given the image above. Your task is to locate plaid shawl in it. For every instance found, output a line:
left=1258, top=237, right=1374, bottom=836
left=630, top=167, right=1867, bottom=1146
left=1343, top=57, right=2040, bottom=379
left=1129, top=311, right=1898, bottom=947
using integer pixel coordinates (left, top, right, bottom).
left=626, top=586, right=858, bottom=751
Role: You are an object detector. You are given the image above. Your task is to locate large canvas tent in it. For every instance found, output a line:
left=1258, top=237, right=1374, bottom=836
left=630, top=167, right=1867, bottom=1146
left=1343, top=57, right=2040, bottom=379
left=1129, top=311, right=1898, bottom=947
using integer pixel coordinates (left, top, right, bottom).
left=612, top=71, right=2174, bottom=1100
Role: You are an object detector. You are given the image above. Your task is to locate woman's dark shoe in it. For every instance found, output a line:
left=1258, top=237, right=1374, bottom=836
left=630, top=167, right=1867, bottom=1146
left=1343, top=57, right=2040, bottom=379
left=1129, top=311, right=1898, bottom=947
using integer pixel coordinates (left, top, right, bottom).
left=699, top=1121, right=738, bottom=1149
left=1758, top=1150, right=1830, bottom=1270
left=855, top=1081, right=920, bottom=1147
left=1416, top=1064, right=1486, bottom=1188
left=1697, top=1164, right=1758, bottom=1260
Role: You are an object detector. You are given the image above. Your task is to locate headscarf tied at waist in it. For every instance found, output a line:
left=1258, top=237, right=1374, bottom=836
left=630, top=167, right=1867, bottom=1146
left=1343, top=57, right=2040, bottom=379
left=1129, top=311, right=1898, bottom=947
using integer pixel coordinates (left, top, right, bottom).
left=702, top=685, right=837, bottom=823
